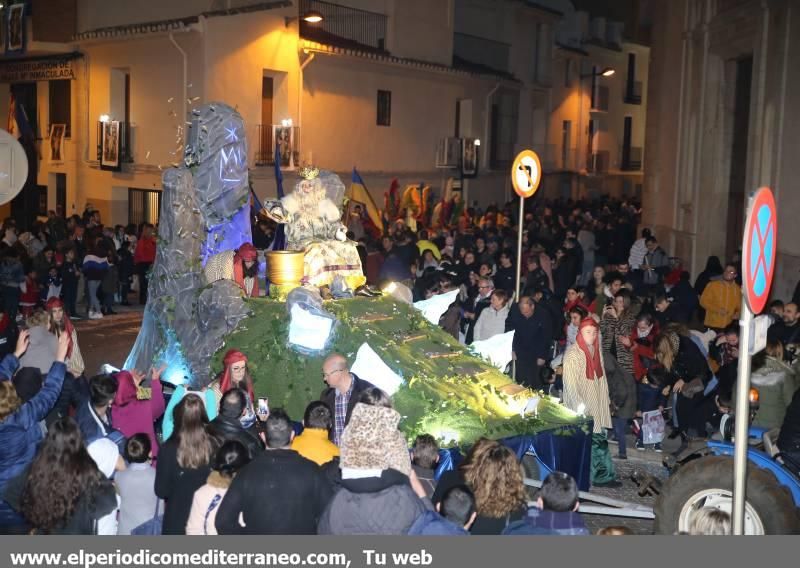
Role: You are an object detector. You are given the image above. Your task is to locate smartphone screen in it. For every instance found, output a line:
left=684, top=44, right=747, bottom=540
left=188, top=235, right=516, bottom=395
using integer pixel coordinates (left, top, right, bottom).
left=257, top=397, right=269, bottom=415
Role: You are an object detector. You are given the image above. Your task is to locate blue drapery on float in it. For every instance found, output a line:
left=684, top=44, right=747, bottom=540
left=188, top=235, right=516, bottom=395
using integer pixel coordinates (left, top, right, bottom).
left=434, top=423, right=593, bottom=492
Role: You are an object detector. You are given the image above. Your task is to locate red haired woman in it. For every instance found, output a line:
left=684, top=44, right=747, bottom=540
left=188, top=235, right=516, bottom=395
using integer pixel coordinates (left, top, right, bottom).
left=46, top=297, right=84, bottom=379
left=208, top=349, right=257, bottom=430
left=562, top=317, right=619, bottom=487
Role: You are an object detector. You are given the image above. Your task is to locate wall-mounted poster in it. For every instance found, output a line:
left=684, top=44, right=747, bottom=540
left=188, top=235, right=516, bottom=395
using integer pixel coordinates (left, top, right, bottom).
left=274, top=126, right=293, bottom=168
left=101, top=120, right=120, bottom=171
left=49, top=123, right=65, bottom=162
left=6, top=3, right=25, bottom=54
left=461, top=138, right=478, bottom=177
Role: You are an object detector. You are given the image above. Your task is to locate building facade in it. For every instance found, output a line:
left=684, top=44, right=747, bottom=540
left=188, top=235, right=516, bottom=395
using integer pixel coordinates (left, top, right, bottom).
left=643, top=0, right=800, bottom=302
left=0, top=0, right=648, bottom=230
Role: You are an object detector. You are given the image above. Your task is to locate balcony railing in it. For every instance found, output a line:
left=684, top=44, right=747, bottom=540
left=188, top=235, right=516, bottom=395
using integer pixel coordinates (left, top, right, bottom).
left=254, top=124, right=300, bottom=169
left=299, top=0, right=388, bottom=51
left=620, top=146, right=643, bottom=171
left=559, top=146, right=581, bottom=172
left=625, top=80, right=643, bottom=105
left=590, top=85, right=609, bottom=112
left=587, top=151, right=610, bottom=174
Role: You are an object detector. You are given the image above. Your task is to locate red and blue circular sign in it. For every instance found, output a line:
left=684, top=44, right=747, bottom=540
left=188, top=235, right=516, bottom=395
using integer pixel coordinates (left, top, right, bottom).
left=742, top=187, right=777, bottom=314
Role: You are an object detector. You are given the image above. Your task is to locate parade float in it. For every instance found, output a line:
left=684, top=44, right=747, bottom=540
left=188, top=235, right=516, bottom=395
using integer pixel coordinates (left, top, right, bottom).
left=125, top=102, right=592, bottom=487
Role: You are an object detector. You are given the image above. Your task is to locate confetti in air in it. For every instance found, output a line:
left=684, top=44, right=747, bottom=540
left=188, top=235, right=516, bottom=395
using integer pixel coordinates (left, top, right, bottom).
left=167, top=97, right=174, bottom=103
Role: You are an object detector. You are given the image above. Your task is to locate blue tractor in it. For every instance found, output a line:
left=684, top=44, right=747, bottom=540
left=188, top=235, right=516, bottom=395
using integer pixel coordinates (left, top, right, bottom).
left=652, top=404, right=800, bottom=534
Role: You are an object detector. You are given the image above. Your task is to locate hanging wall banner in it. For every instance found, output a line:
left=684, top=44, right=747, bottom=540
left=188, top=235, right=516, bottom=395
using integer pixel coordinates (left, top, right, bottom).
left=0, top=58, right=76, bottom=82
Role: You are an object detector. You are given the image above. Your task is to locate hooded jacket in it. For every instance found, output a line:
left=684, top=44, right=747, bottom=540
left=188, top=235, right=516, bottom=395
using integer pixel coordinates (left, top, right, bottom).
left=110, top=372, right=165, bottom=457
left=736, top=356, right=797, bottom=430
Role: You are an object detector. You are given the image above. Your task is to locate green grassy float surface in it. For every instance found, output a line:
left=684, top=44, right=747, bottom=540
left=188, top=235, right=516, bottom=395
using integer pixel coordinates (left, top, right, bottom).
left=213, top=295, right=589, bottom=446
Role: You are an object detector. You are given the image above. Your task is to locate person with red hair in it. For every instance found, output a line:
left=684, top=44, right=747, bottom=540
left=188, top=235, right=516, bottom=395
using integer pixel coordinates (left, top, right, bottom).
left=208, top=349, right=257, bottom=430
left=562, top=317, right=619, bottom=487
left=46, top=297, right=84, bottom=379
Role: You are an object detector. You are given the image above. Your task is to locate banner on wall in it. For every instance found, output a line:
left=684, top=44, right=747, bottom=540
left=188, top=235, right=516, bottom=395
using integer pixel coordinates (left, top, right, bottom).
left=0, top=57, right=77, bottom=83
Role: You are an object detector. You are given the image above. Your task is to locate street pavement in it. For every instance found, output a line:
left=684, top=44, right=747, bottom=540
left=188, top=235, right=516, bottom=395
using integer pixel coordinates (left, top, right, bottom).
left=75, top=306, right=672, bottom=534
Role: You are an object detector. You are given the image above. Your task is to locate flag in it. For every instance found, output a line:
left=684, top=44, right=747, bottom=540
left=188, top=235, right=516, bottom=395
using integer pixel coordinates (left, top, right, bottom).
left=7, top=93, right=19, bottom=137
left=7, top=90, right=34, bottom=145
left=270, top=142, right=287, bottom=251
left=348, top=168, right=382, bottom=238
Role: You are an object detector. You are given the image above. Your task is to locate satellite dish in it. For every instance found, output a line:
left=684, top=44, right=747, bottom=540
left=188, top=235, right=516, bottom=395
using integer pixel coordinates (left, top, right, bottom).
left=0, top=129, right=29, bottom=206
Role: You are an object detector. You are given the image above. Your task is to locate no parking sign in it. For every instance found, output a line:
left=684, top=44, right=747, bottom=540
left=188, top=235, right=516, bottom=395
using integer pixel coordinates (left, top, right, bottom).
left=742, top=187, right=777, bottom=314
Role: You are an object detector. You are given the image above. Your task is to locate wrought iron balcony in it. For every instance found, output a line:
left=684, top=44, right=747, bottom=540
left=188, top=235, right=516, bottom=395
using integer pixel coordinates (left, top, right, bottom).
left=299, top=0, right=388, bottom=52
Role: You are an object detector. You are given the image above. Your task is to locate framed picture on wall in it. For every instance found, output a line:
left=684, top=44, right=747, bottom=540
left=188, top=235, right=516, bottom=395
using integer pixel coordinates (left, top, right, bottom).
left=101, top=120, right=120, bottom=170
left=6, top=3, right=25, bottom=54
left=49, top=123, right=66, bottom=163
left=273, top=126, right=294, bottom=168
left=461, top=138, right=478, bottom=177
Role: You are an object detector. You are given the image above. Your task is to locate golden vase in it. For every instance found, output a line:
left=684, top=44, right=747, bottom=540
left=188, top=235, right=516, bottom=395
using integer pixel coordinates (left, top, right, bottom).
left=265, top=250, right=305, bottom=285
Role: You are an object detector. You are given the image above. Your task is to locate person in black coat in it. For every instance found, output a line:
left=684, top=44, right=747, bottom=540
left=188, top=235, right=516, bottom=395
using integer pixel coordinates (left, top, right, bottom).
left=155, top=394, right=217, bottom=535
left=319, top=353, right=376, bottom=445
left=778, top=388, right=800, bottom=473
left=216, top=410, right=332, bottom=534
left=493, top=250, right=516, bottom=294
left=505, top=297, right=554, bottom=390
left=207, top=388, right=264, bottom=459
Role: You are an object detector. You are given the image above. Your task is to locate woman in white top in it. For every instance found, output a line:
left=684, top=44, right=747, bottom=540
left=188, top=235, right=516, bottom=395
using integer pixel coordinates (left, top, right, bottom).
left=472, top=289, right=510, bottom=343
left=186, top=440, right=252, bottom=535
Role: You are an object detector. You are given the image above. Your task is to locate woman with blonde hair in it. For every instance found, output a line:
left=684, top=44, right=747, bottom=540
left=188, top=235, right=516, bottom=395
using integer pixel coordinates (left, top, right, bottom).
left=432, top=438, right=527, bottom=534
left=654, top=330, right=713, bottom=449
left=155, top=394, right=216, bottom=534
left=688, top=507, right=730, bottom=535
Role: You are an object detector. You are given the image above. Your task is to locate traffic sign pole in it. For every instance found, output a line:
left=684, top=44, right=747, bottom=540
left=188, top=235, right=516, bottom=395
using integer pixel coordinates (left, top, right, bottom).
left=515, top=195, right=524, bottom=301
left=732, top=187, right=777, bottom=534
left=732, top=293, right=753, bottom=535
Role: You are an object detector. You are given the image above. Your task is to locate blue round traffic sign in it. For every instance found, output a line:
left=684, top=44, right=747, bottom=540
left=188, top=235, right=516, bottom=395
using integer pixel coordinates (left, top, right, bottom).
left=742, top=187, right=777, bottom=314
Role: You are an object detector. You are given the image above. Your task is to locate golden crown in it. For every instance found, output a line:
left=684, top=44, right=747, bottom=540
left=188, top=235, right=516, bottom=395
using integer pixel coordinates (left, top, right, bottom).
left=299, top=165, right=320, bottom=180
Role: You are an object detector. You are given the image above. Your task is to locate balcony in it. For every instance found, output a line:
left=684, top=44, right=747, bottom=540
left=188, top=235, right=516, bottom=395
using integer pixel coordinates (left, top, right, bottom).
left=559, top=147, right=581, bottom=172
left=254, top=124, right=300, bottom=169
left=453, top=32, right=511, bottom=75
left=587, top=151, right=610, bottom=174
left=299, top=0, right=388, bottom=52
left=625, top=80, right=643, bottom=105
left=620, top=146, right=643, bottom=171
left=590, top=85, right=609, bottom=112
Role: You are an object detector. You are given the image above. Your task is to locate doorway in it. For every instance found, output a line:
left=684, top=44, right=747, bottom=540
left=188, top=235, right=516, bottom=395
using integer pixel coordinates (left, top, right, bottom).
left=725, top=55, right=752, bottom=261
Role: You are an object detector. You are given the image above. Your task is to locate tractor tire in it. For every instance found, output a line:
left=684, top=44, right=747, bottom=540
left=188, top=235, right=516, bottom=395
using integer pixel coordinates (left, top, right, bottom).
left=653, top=455, right=800, bottom=535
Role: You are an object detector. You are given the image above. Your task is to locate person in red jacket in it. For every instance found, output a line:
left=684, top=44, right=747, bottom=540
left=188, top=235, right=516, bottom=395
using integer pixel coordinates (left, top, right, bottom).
left=133, top=223, right=156, bottom=305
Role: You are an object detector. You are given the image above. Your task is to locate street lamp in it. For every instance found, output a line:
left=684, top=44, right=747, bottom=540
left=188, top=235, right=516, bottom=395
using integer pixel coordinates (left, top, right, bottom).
left=285, top=10, right=325, bottom=27
left=580, top=66, right=615, bottom=79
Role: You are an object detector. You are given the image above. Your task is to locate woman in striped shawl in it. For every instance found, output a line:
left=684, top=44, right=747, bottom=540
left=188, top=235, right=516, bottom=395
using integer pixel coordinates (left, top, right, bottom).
left=562, top=317, right=619, bottom=487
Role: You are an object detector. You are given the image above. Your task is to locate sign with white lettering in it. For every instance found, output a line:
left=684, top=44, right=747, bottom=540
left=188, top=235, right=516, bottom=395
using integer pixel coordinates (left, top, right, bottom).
left=0, top=58, right=76, bottom=83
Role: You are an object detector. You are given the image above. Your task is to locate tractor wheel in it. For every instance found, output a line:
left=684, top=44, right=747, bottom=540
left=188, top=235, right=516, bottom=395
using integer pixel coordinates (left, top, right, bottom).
left=653, top=455, right=800, bottom=535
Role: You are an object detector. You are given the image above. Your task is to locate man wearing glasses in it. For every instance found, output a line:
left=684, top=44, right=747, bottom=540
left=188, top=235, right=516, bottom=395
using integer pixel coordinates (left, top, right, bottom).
left=699, top=263, right=742, bottom=332
left=463, top=277, right=494, bottom=345
left=320, top=353, right=376, bottom=445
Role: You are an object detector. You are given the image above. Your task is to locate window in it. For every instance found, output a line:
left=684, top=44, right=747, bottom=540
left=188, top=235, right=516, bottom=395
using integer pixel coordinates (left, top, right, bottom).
left=377, top=90, right=391, bottom=126
left=564, top=59, right=574, bottom=88
left=489, top=89, right=519, bottom=169
left=561, top=120, right=572, bottom=169
left=49, top=79, right=71, bottom=138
